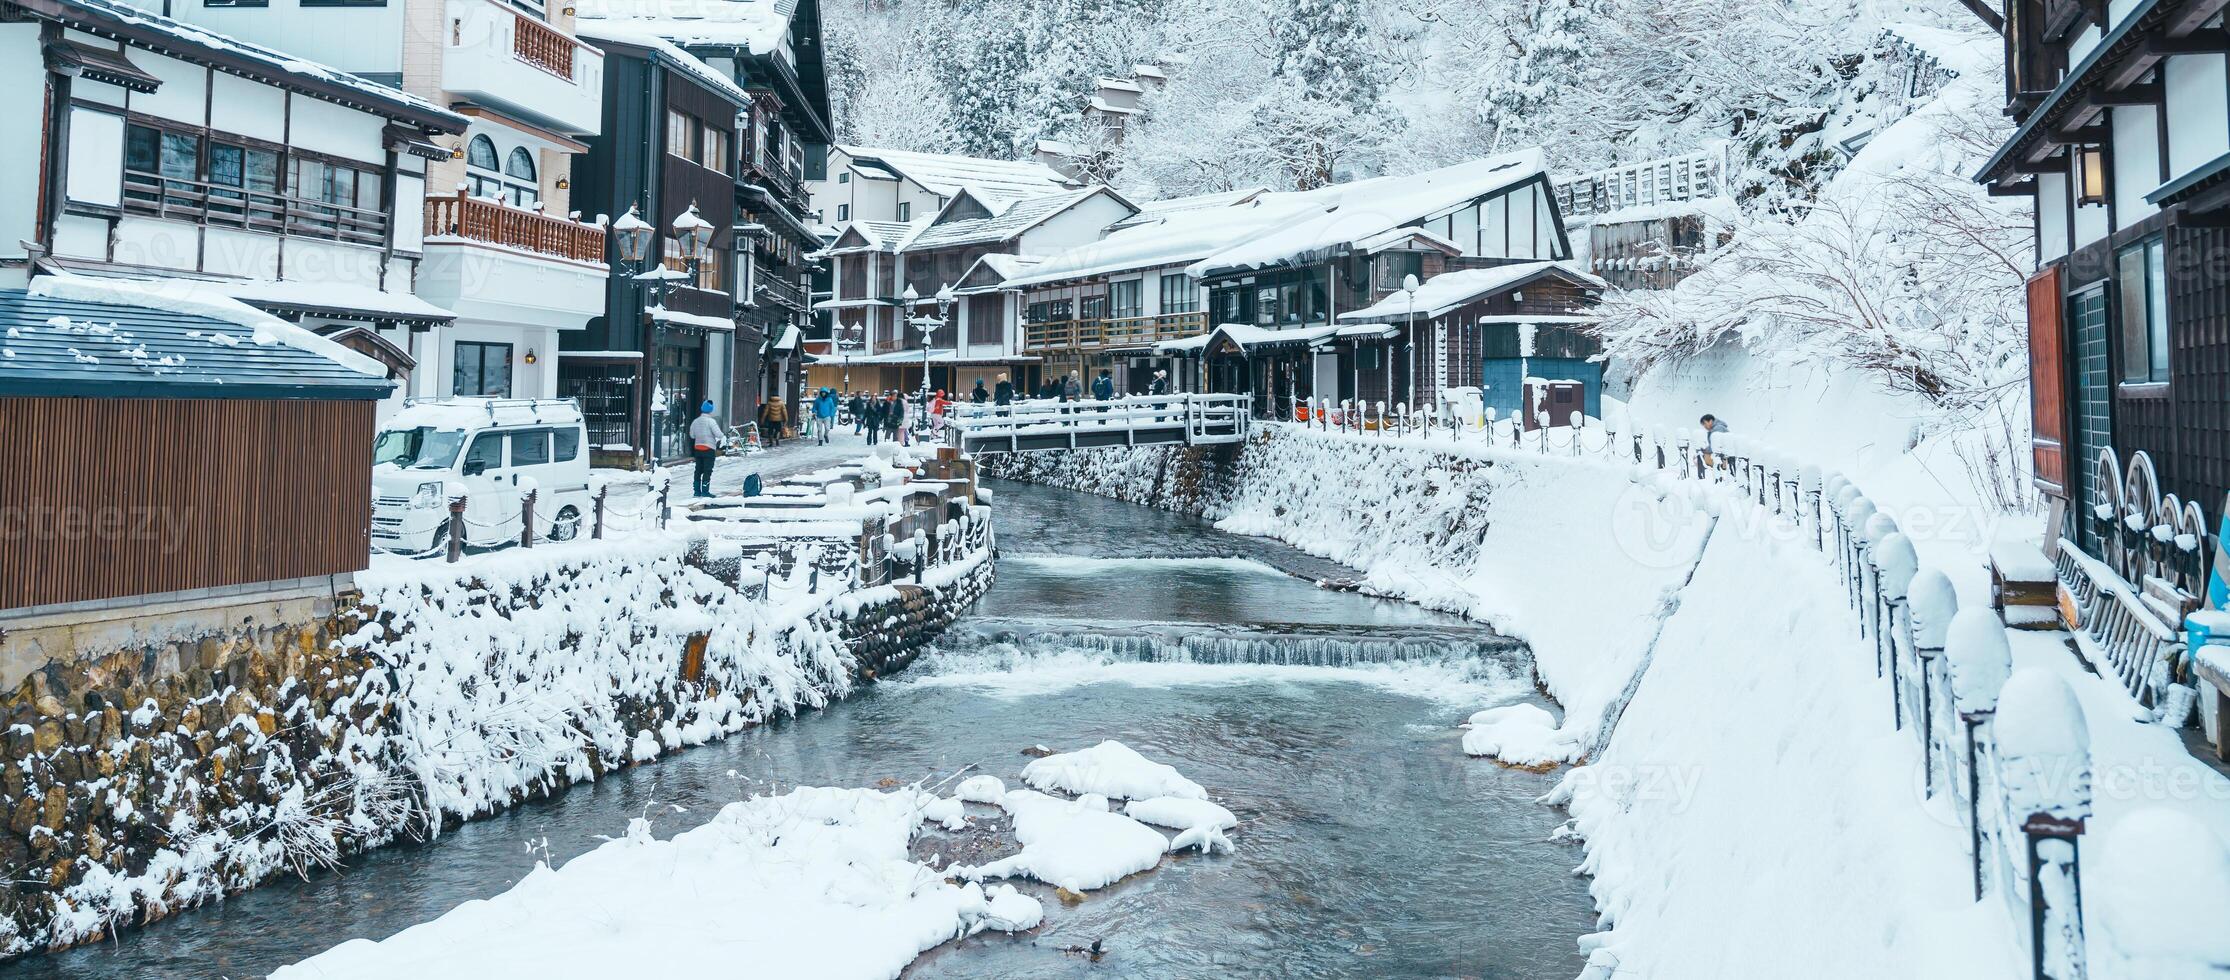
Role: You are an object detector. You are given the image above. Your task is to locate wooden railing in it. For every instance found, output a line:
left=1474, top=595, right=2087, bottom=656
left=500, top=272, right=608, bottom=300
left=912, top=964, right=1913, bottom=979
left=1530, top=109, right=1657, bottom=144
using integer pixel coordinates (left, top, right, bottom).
left=1023, top=312, right=1206, bottom=352
left=123, top=170, right=388, bottom=247
left=1554, top=145, right=1731, bottom=219
left=512, top=11, right=576, bottom=80
left=425, top=192, right=606, bottom=264
left=756, top=273, right=810, bottom=311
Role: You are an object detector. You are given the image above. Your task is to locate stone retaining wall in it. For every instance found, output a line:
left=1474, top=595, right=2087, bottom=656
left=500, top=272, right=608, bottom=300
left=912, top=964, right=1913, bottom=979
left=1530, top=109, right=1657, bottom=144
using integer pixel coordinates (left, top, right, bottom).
left=0, top=537, right=996, bottom=960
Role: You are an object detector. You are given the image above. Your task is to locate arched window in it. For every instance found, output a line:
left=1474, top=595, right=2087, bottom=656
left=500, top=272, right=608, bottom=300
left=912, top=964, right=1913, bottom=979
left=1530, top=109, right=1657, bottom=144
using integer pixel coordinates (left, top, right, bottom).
left=466, top=135, right=499, bottom=171
left=504, top=147, right=541, bottom=208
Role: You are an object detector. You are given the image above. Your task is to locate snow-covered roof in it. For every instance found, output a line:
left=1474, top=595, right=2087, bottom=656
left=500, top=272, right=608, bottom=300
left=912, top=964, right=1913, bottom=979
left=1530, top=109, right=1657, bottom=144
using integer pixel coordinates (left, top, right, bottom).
left=46, top=0, right=464, bottom=131
left=900, top=187, right=1122, bottom=252
left=838, top=146, right=1074, bottom=205
left=2, top=285, right=394, bottom=400
left=1004, top=194, right=1314, bottom=289
left=573, top=0, right=794, bottom=54
left=1186, top=149, right=1552, bottom=277
left=1087, top=97, right=1141, bottom=115
left=821, top=218, right=925, bottom=255
left=1103, top=188, right=1269, bottom=233
left=574, top=18, right=753, bottom=107
left=1154, top=322, right=1338, bottom=355
left=1337, top=261, right=1605, bottom=322
left=1096, top=77, right=1144, bottom=94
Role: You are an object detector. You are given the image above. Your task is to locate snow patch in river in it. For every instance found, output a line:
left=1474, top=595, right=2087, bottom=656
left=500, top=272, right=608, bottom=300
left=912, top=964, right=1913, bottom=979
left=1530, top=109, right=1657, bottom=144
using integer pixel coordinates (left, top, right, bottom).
left=899, top=648, right=1530, bottom=706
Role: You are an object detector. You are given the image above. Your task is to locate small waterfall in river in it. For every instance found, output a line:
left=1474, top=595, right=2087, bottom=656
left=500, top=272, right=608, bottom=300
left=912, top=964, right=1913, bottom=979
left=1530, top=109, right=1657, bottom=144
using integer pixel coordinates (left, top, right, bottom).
left=935, top=618, right=1531, bottom=670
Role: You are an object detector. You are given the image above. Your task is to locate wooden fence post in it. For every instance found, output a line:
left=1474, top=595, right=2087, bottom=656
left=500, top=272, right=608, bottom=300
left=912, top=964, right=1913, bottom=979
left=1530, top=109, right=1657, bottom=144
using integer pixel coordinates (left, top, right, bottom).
left=447, top=496, right=466, bottom=563
left=1948, top=608, right=2013, bottom=903
left=1994, top=670, right=2091, bottom=980
left=521, top=489, right=537, bottom=549
left=1909, top=568, right=1959, bottom=796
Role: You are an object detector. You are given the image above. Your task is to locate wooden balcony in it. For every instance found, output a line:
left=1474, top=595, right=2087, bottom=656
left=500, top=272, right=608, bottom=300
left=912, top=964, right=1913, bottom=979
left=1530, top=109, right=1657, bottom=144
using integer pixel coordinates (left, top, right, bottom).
left=124, top=170, right=387, bottom=247
left=425, top=192, right=606, bottom=264
left=513, top=10, right=575, bottom=79
left=1023, top=312, right=1206, bottom=353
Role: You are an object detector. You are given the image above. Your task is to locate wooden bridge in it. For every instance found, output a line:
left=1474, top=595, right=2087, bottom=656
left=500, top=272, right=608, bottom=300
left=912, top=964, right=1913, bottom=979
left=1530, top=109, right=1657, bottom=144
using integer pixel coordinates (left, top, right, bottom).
left=945, top=394, right=1251, bottom=453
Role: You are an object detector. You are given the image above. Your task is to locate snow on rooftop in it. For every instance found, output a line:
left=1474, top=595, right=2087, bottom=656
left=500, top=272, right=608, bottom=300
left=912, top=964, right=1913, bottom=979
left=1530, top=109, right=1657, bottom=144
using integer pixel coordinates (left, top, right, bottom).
left=573, top=17, right=755, bottom=106
left=1185, top=149, right=1551, bottom=276
left=839, top=145, right=1073, bottom=205
left=573, top=0, right=794, bottom=54
left=898, top=187, right=1109, bottom=252
left=1005, top=195, right=1315, bottom=288
left=28, top=273, right=392, bottom=377
left=1338, top=261, right=1603, bottom=322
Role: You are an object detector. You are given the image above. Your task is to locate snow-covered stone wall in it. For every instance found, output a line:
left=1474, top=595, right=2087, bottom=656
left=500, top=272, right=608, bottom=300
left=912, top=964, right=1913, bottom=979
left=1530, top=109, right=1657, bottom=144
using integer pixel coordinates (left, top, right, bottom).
left=0, top=535, right=994, bottom=960
left=983, top=426, right=1712, bottom=759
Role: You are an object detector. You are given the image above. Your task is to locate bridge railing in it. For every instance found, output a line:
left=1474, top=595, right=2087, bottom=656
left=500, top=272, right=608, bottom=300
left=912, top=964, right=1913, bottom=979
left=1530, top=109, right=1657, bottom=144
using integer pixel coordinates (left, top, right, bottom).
left=947, top=393, right=1250, bottom=449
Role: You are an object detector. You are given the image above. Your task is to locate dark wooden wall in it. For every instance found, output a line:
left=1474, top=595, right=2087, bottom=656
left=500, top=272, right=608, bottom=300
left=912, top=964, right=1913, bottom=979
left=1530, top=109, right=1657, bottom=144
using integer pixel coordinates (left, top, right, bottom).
left=0, top=397, right=375, bottom=612
left=2161, top=223, right=2230, bottom=513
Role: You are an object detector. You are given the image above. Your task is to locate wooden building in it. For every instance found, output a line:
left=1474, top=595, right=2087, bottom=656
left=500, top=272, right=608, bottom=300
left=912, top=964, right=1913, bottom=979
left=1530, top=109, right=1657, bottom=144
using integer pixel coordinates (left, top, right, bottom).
left=567, top=1, right=828, bottom=462
left=0, top=289, right=392, bottom=616
left=1974, top=0, right=2230, bottom=548
left=1334, top=261, right=1605, bottom=418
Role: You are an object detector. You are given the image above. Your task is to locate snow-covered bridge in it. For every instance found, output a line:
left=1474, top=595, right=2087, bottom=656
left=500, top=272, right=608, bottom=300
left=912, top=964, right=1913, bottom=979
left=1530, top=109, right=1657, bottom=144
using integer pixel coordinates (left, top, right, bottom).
left=944, top=394, right=1250, bottom=453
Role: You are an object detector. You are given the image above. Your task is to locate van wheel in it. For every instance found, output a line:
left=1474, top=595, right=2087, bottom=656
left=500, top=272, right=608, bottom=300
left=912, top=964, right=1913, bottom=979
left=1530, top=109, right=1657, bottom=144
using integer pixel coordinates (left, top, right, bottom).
left=550, top=506, right=582, bottom=542
left=425, top=524, right=449, bottom=558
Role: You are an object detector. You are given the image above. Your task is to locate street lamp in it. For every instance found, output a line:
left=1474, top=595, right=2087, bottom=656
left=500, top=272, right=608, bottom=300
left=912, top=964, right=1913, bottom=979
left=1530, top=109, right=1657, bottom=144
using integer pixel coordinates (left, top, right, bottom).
left=1402, top=273, right=1420, bottom=410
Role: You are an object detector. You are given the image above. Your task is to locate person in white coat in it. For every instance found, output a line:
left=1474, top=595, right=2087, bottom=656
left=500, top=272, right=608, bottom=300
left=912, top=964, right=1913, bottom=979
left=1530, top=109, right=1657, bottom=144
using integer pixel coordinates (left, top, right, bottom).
left=689, top=400, right=728, bottom=498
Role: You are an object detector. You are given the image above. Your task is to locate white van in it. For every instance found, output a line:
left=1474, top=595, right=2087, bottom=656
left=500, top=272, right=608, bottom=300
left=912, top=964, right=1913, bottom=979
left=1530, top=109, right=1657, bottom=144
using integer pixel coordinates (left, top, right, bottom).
left=371, top=398, right=593, bottom=554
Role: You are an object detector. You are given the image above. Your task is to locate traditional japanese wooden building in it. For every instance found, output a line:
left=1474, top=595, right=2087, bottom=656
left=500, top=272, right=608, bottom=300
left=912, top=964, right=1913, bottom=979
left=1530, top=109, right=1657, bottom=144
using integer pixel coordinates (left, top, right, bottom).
left=1334, top=261, right=1605, bottom=418
left=1974, top=0, right=2230, bottom=547
left=0, top=288, right=393, bottom=618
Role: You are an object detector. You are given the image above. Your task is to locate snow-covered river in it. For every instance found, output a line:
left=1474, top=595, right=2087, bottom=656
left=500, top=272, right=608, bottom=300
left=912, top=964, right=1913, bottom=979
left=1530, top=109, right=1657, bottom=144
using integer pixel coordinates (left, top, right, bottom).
left=19, top=479, right=1593, bottom=978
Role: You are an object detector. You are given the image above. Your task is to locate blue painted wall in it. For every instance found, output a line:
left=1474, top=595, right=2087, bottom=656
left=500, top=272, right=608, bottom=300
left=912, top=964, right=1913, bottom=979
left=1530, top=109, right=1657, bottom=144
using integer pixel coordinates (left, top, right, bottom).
left=1479, top=356, right=1603, bottom=420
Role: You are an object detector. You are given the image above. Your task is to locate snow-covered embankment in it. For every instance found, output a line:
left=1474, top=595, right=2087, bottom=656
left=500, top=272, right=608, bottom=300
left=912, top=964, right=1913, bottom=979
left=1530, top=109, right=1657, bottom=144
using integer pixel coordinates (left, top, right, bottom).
left=984, top=425, right=2025, bottom=976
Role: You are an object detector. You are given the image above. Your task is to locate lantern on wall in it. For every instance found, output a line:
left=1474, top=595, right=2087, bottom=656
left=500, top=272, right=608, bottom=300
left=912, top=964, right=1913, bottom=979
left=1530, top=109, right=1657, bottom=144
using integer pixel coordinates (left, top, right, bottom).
left=672, top=203, right=715, bottom=263
left=2077, top=146, right=2107, bottom=207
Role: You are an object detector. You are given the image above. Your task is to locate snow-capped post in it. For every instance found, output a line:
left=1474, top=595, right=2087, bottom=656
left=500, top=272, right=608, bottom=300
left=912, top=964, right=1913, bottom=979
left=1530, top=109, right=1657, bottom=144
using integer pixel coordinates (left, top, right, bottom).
left=2093, top=809, right=2230, bottom=979
left=592, top=485, right=607, bottom=540
left=1993, top=668, right=2092, bottom=980
left=1864, top=511, right=1901, bottom=667
left=1844, top=496, right=1877, bottom=615
left=1875, top=532, right=1919, bottom=729
left=657, top=482, right=670, bottom=530
left=520, top=489, right=537, bottom=550
left=1802, top=466, right=1825, bottom=550
left=1908, top=568, right=1959, bottom=794
left=1569, top=411, right=1584, bottom=456
left=1947, top=608, right=2013, bottom=901
left=447, top=496, right=467, bottom=564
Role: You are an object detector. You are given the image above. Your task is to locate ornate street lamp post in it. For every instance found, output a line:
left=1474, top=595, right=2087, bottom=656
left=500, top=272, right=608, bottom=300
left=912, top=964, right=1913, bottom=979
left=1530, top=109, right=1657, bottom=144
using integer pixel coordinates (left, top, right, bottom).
left=1402, top=273, right=1420, bottom=410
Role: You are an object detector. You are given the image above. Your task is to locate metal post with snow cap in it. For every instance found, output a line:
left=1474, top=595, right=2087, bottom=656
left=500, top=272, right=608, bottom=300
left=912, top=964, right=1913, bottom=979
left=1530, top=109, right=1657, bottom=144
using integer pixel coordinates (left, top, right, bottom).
left=1993, top=668, right=2091, bottom=980
left=2090, top=808, right=2230, bottom=979
left=1844, top=495, right=1879, bottom=613
left=1946, top=608, right=2013, bottom=901
left=1908, top=568, right=1959, bottom=794
left=1800, top=465, right=1824, bottom=547
left=1863, top=511, right=1902, bottom=671
left=1875, top=531, right=1920, bottom=730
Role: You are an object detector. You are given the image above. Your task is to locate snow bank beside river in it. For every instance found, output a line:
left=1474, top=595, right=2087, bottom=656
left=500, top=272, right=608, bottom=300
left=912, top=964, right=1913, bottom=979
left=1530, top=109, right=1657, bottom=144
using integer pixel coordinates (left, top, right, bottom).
left=276, top=786, right=1042, bottom=979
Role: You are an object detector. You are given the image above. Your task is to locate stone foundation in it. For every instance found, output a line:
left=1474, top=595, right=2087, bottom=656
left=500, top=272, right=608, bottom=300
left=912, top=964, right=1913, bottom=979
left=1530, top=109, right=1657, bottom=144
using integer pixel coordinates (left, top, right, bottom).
left=0, top=537, right=996, bottom=960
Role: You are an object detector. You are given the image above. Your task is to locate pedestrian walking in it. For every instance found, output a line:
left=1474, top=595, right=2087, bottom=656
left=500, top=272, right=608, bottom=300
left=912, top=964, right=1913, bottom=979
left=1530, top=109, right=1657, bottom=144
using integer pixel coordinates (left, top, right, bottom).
left=688, top=400, right=726, bottom=498
left=1062, top=373, right=1082, bottom=401
left=849, top=392, right=869, bottom=434
left=758, top=396, right=789, bottom=449
left=971, top=378, right=990, bottom=403
left=813, top=387, right=838, bottom=446
left=994, top=373, right=1014, bottom=415
left=885, top=392, right=906, bottom=445
left=1148, top=369, right=1170, bottom=396
left=1092, top=369, right=1115, bottom=401
left=863, top=395, right=883, bottom=446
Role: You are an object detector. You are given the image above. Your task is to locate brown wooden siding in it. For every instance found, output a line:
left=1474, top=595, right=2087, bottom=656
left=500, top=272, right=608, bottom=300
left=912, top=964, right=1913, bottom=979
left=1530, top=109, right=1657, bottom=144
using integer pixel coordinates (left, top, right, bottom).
left=0, top=397, right=374, bottom=611
left=2028, top=267, right=2068, bottom=495
left=2159, top=223, right=2230, bottom=511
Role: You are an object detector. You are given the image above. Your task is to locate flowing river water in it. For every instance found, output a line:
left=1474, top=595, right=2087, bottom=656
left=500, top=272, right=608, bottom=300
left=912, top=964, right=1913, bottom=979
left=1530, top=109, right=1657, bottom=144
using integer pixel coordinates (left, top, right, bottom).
left=12, top=479, right=1597, bottom=979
